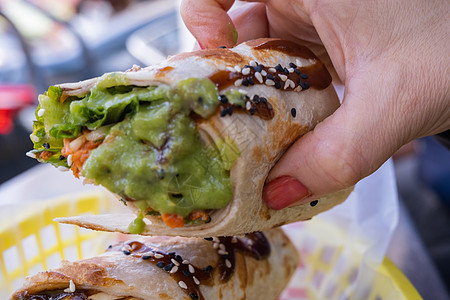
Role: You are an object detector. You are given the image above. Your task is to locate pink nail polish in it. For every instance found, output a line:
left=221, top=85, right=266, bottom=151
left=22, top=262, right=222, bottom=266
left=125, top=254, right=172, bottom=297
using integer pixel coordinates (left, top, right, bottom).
left=263, top=176, right=311, bottom=210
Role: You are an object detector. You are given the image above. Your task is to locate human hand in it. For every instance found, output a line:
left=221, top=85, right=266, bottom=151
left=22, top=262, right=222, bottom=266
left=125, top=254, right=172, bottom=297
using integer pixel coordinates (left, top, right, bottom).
left=181, top=0, right=450, bottom=209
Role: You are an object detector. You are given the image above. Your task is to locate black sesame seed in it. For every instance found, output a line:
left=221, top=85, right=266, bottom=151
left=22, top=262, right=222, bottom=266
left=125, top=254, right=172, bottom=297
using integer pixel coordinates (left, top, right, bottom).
left=108, top=245, right=112, bottom=249
left=242, top=78, right=249, bottom=87
left=164, top=263, right=174, bottom=271
left=156, top=261, right=165, bottom=268
left=171, top=193, right=183, bottom=198
left=204, top=237, right=213, bottom=241
left=219, top=94, right=228, bottom=104
left=289, top=62, right=297, bottom=68
left=43, top=143, right=50, bottom=149
left=220, top=254, right=229, bottom=259
left=203, top=265, right=213, bottom=272
left=218, top=46, right=227, bottom=48
left=250, top=107, right=256, bottom=115
left=266, top=73, right=275, bottom=80
left=182, top=269, right=191, bottom=277
left=252, top=95, right=260, bottom=103
left=244, top=64, right=251, bottom=69
left=176, top=255, right=183, bottom=262
left=59, top=155, right=65, bottom=161
left=310, top=200, right=319, bottom=207
left=294, top=68, right=300, bottom=75
left=260, top=97, right=268, bottom=104
left=254, top=65, right=263, bottom=72
left=291, top=108, right=297, bottom=118
left=275, top=64, right=284, bottom=72
left=274, top=81, right=281, bottom=89
left=283, top=67, right=289, bottom=74
left=190, top=293, right=199, bottom=300
left=123, top=250, right=131, bottom=255
left=247, top=76, right=255, bottom=85
left=299, top=80, right=310, bottom=90
left=142, top=255, right=151, bottom=260
left=169, top=252, right=176, bottom=256
left=300, top=73, right=308, bottom=79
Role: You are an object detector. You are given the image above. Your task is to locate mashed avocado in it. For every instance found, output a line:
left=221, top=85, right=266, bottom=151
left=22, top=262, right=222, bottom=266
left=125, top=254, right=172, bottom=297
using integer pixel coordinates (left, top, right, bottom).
left=30, top=74, right=241, bottom=225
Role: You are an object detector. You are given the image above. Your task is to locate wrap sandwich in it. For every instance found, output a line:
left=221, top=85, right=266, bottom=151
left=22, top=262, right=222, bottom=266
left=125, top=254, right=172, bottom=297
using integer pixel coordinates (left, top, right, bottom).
left=11, top=228, right=298, bottom=300
left=28, top=38, right=353, bottom=237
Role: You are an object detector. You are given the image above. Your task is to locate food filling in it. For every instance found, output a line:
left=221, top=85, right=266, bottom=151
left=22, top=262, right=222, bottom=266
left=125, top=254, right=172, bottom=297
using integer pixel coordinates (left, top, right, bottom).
left=29, top=73, right=242, bottom=231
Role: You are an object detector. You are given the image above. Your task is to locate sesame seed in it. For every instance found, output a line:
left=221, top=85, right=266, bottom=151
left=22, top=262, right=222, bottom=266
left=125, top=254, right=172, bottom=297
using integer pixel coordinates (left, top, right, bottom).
left=242, top=67, right=251, bottom=75
left=176, top=255, right=183, bottom=262
left=294, top=86, right=302, bottom=92
left=245, top=101, right=252, bottom=110
left=250, top=107, right=256, bottom=115
left=218, top=46, right=227, bottom=48
left=255, top=72, right=264, bottom=83
left=43, top=142, right=50, bottom=149
left=283, top=67, right=289, bottom=74
left=154, top=253, right=164, bottom=259
left=289, top=62, right=297, bottom=68
left=275, top=64, right=284, bottom=72
left=299, top=81, right=310, bottom=90
left=274, top=81, right=281, bottom=89
left=296, top=59, right=303, bottom=67
left=225, top=259, right=232, bottom=268
left=234, top=79, right=243, bottom=87
left=203, top=265, right=213, bottom=272
left=142, top=255, right=151, bottom=260
left=310, top=200, right=319, bottom=207
left=182, top=269, right=191, bottom=277
left=164, top=263, right=174, bottom=271
left=268, top=67, right=276, bottom=73
left=234, top=65, right=242, bottom=72
left=288, top=67, right=295, bottom=73
left=204, top=237, right=213, bottom=241
left=219, top=243, right=226, bottom=251
left=261, top=70, right=267, bottom=76
left=260, top=97, right=268, bottom=104
left=178, top=281, right=188, bottom=289
left=254, top=65, right=263, bottom=72
left=266, top=73, right=275, bottom=80
left=291, top=108, right=297, bottom=118
left=182, top=260, right=190, bottom=264
left=37, top=108, right=45, bottom=117
left=294, top=68, right=300, bottom=75
left=265, top=79, right=275, bottom=86
left=189, top=264, right=195, bottom=273
left=64, top=280, right=76, bottom=293
left=286, top=79, right=295, bottom=89
left=300, top=73, right=309, bottom=79
left=171, top=258, right=180, bottom=266
left=59, top=155, right=65, bottom=161
left=190, top=292, right=199, bottom=300
left=30, top=134, right=39, bottom=143
left=226, top=66, right=235, bottom=72
left=213, top=243, right=219, bottom=249
left=26, top=151, right=36, bottom=159
left=156, top=261, right=165, bottom=268
left=218, top=249, right=229, bottom=255
left=168, top=252, right=176, bottom=256
left=67, top=154, right=73, bottom=167
left=247, top=76, right=255, bottom=85
left=249, top=60, right=257, bottom=67
left=123, top=250, right=131, bottom=255
left=193, top=276, right=200, bottom=285
left=279, top=74, right=288, bottom=81
left=170, top=266, right=179, bottom=274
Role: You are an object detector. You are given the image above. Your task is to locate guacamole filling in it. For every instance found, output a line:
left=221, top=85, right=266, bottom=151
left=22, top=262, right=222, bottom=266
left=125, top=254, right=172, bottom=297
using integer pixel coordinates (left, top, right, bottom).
left=29, top=73, right=242, bottom=231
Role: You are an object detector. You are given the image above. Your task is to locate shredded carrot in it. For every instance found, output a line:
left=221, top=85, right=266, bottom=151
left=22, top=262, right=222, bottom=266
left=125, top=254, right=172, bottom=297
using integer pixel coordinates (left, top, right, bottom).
left=189, top=210, right=210, bottom=222
left=39, top=151, right=53, bottom=161
left=161, top=213, right=185, bottom=228
left=61, top=136, right=103, bottom=178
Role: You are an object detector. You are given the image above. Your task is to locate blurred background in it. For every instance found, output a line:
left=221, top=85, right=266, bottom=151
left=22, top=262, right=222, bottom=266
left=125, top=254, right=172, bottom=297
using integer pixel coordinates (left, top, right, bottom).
left=0, top=0, right=449, bottom=298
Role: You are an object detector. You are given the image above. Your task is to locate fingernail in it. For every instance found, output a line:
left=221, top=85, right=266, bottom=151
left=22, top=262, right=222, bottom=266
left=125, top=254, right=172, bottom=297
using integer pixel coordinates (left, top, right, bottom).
left=263, top=176, right=310, bottom=210
left=198, top=41, right=206, bottom=50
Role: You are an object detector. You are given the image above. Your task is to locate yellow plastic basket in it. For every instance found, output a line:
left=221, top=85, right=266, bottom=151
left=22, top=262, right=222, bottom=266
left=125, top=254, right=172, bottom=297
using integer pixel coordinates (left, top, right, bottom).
left=0, top=192, right=421, bottom=299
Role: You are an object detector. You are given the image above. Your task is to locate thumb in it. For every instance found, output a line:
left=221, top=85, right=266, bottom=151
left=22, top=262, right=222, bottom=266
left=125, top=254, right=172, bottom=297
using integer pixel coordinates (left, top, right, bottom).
left=262, top=74, right=406, bottom=210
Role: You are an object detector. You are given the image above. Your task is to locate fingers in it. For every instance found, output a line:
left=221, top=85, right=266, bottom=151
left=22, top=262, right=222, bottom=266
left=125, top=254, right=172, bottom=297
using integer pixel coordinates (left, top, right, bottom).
left=228, top=2, right=268, bottom=43
left=263, top=72, right=405, bottom=209
left=181, top=0, right=237, bottom=48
